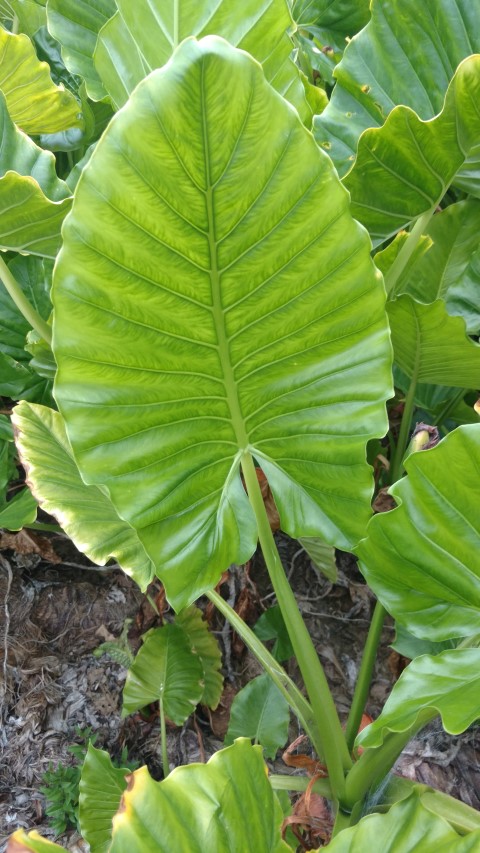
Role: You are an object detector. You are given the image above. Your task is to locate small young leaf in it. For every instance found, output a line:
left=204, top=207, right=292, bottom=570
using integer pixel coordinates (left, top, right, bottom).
left=122, top=623, right=204, bottom=724
left=224, top=674, right=290, bottom=759
left=175, top=605, right=223, bottom=710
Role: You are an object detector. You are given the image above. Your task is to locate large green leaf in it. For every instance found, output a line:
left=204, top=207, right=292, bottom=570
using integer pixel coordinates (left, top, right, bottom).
left=225, top=673, right=290, bottom=759
left=53, top=36, right=391, bottom=610
left=11, top=402, right=155, bottom=589
left=324, top=792, right=480, bottom=852
left=0, top=91, right=71, bottom=256
left=0, top=26, right=81, bottom=134
left=291, top=0, right=370, bottom=40
left=175, top=605, right=223, bottom=709
left=46, top=0, right=116, bottom=101
left=357, top=649, right=480, bottom=749
left=94, top=0, right=310, bottom=121
left=343, top=56, right=480, bottom=243
left=392, top=201, right=480, bottom=335
left=122, top=624, right=204, bottom=722
left=110, top=739, right=290, bottom=852
left=313, top=0, right=480, bottom=177
left=79, top=744, right=129, bottom=853
left=388, top=296, right=480, bottom=388
left=357, top=425, right=480, bottom=641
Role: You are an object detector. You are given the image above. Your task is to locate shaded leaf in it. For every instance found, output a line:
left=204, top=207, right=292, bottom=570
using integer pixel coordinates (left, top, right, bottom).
left=122, top=623, right=204, bottom=722
left=291, top=0, right=370, bottom=40
left=254, top=604, right=294, bottom=662
left=0, top=351, right=51, bottom=402
left=6, top=830, right=66, bottom=852
left=391, top=624, right=455, bottom=660
left=110, top=739, right=290, bottom=852
left=95, top=0, right=310, bottom=121
left=0, top=27, right=81, bottom=134
left=0, top=487, right=37, bottom=530
left=299, top=535, right=337, bottom=582
left=225, top=673, right=290, bottom=759
left=11, top=402, right=155, bottom=589
left=357, top=425, right=480, bottom=641
left=0, top=256, right=51, bottom=361
left=79, top=744, right=129, bottom=853
left=175, top=605, right=223, bottom=709
left=358, top=649, right=480, bottom=749
left=53, top=36, right=391, bottom=610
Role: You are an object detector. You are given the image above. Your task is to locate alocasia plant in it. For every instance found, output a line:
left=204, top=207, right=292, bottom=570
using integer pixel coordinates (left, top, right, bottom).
left=2, top=1, right=480, bottom=850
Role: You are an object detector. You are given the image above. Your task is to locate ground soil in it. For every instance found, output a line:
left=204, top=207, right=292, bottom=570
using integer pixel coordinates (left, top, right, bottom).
left=0, top=531, right=478, bottom=850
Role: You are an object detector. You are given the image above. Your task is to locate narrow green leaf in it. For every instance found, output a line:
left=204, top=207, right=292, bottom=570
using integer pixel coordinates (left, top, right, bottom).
left=95, top=0, right=310, bottom=121
left=46, top=0, right=116, bottom=101
left=175, top=605, right=223, bottom=709
left=53, top=36, right=392, bottom=610
left=324, top=792, right=479, bottom=851
left=357, top=425, right=480, bottom=641
left=387, top=296, right=480, bottom=388
left=314, top=0, right=480, bottom=177
left=0, top=487, right=37, bottom=530
left=11, top=402, right=155, bottom=589
left=122, top=624, right=204, bottom=722
left=0, top=27, right=81, bottom=134
left=343, top=56, right=480, bottom=242
left=225, top=674, right=290, bottom=759
left=79, top=744, right=129, bottom=853
left=110, top=739, right=290, bottom=852
left=357, top=649, right=480, bottom=749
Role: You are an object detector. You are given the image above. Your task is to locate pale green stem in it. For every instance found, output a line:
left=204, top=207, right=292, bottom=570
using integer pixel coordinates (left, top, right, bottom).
left=241, top=452, right=351, bottom=803
left=159, top=698, right=170, bottom=776
left=390, top=369, right=419, bottom=484
left=344, top=601, right=386, bottom=751
left=11, top=14, right=19, bottom=34
left=207, top=588, right=321, bottom=751
left=0, top=255, right=52, bottom=346
left=269, top=774, right=331, bottom=798
left=384, top=208, right=436, bottom=297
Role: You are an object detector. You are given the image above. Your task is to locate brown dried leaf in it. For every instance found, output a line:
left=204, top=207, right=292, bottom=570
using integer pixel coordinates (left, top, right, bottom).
left=0, top=529, right=61, bottom=563
left=372, top=487, right=396, bottom=514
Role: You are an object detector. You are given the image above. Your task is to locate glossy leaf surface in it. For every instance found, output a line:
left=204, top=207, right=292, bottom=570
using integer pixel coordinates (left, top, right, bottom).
left=46, top=0, right=116, bottom=101
left=0, top=27, right=81, bottom=134
left=0, top=92, right=70, bottom=256
left=95, top=0, right=309, bottom=121
left=79, top=744, right=129, bottom=853
left=110, top=739, right=290, bottom=852
left=343, top=56, right=480, bottom=242
left=388, top=296, right=480, bottom=388
left=358, top=649, right=480, bottom=749
left=357, top=425, right=480, bottom=640
left=225, top=673, right=290, bottom=758
left=53, top=37, right=391, bottom=609
left=324, top=792, right=480, bottom=852
left=314, top=0, right=480, bottom=177
left=175, top=605, right=223, bottom=709
left=12, top=402, right=154, bottom=589
left=122, top=624, right=204, bottom=722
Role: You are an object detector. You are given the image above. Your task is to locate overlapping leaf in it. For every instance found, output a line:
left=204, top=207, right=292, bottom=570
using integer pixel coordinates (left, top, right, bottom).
left=122, top=624, right=204, bottom=721
left=343, top=56, right=480, bottom=242
left=94, top=0, right=310, bottom=121
left=79, top=745, right=129, bottom=853
left=11, top=402, right=155, bottom=589
left=314, top=0, right=480, bottom=177
left=110, top=740, right=290, bottom=852
left=387, top=296, right=480, bottom=388
left=357, top=425, right=480, bottom=641
left=0, top=27, right=81, bottom=134
left=291, top=0, right=370, bottom=40
left=0, top=92, right=71, bottom=257
left=225, top=674, right=290, bottom=758
left=46, top=0, right=116, bottom=101
left=357, top=649, right=480, bottom=749
left=0, top=256, right=51, bottom=360
left=175, top=605, right=223, bottom=709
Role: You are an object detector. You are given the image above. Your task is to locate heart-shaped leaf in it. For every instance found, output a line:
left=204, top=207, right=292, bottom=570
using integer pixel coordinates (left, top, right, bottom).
left=357, top=648, right=480, bottom=749
left=122, top=623, right=204, bottom=722
left=0, top=27, right=81, bottom=134
left=79, top=744, right=129, bottom=853
left=357, top=425, right=480, bottom=641
left=314, top=0, right=480, bottom=177
left=387, top=296, right=480, bottom=388
left=110, top=739, right=290, bottom=852
left=46, top=0, right=116, bottom=101
left=53, top=36, right=391, bottom=610
left=11, top=402, right=155, bottom=589
left=175, top=605, right=223, bottom=709
left=94, top=0, right=310, bottom=121
left=224, top=673, right=290, bottom=759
